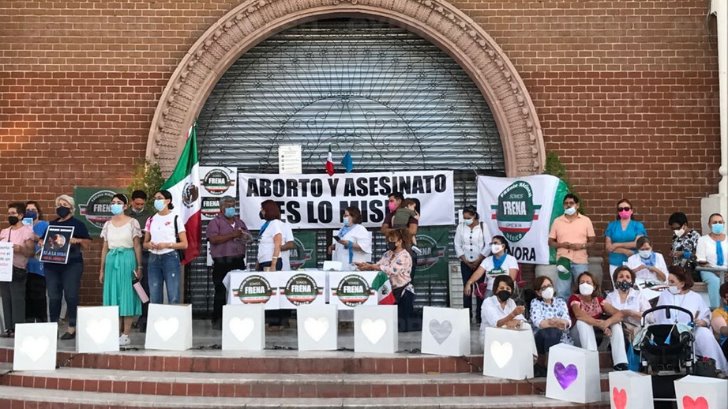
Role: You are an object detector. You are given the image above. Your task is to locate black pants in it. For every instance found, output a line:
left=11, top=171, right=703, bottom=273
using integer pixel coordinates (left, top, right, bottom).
left=258, top=260, right=286, bottom=326
left=535, top=327, right=563, bottom=355
left=211, top=256, right=246, bottom=322
left=396, top=287, right=415, bottom=332
left=136, top=251, right=150, bottom=327
left=460, top=261, right=484, bottom=321
left=0, top=267, right=27, bottom=331
left=25, top=273, right=47, bottom=323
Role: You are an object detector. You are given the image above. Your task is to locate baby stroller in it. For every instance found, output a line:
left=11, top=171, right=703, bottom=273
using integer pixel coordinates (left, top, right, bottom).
left=633, top=305, right=695, bottom=409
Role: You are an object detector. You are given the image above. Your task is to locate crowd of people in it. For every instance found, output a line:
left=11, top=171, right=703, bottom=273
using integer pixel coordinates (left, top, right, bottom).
left=0, top=189, right=726, bottom=378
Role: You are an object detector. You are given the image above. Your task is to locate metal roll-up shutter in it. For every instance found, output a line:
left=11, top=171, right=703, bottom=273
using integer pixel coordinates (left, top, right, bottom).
left=189, top=18, right=505, bottom=316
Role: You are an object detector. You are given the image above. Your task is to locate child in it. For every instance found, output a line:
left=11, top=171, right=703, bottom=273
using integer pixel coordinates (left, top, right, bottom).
left=393, top=199, right=421, bottom=252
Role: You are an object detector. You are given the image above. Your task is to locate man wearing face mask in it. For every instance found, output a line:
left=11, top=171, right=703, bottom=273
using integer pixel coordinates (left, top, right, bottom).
left=696, top=213, right=728, bottom=309
left=126, top=190, right=152, bottom=332
left=548, top=194, right=596, bottom=298
left=0, top=203, right=35, bottom=337
left=206, top=196, right=251, bottom=329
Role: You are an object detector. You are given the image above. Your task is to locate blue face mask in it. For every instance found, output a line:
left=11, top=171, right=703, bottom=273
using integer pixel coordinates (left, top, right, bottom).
left=25, top=210, right=38, bottom=220
left=711, top=223, right=725, bottom=235
left=224, top=207, right=235, bottom=218
left=154, top=199, right=166, bottom=212
left=110, top=204, right=124, bottom=216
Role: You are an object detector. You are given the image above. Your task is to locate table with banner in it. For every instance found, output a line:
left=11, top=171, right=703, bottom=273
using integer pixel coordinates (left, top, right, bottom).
left=222, top=270, right=394, bottom=310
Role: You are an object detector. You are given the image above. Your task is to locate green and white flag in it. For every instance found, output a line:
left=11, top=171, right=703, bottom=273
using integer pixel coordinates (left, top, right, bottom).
left=372, top=271, right=395, bottom=305
left=477, top=175, right=568, bottom=264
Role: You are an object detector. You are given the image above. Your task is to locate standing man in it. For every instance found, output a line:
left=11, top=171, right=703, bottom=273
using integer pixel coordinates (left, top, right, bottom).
left=126, top=190, right=152, bottom=332
left=206, top=196, right=250, bottom=329
left=548, top=194, right=596, bottom=298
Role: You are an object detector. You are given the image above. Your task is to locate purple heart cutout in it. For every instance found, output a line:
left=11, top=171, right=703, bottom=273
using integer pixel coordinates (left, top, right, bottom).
left=553, top=362, right=578, bottom=390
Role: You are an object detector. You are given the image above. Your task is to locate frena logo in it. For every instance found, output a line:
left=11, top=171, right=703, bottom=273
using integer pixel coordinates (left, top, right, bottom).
left=491, top=181, right=541, bottom=243
left=78, top=190, right=116, bottom=229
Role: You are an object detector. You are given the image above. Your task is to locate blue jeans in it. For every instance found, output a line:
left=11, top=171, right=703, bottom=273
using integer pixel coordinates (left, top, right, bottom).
left=555, top=263, right=589, bottom=299
left=700, top=270, right=721, bottom=309
left=45, top=261, right=83, bottom=328
left=148, top=252, right=181, bottom=304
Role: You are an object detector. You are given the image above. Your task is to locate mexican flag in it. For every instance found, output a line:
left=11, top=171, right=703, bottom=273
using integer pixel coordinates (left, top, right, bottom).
left=372, top=271, right=395, bottom=305
left=161, top=124, right=201, bottom=265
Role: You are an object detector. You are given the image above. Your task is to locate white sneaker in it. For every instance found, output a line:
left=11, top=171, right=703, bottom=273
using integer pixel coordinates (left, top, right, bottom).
left=119, top=334, right=131, bottom=346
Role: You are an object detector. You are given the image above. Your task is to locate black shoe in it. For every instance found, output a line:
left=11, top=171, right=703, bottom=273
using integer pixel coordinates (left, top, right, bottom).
left=60, top=332, right=76, bottom=340
left=533, top=363, right=547, bottom=377
left=613, top=363, right=628, bottom=371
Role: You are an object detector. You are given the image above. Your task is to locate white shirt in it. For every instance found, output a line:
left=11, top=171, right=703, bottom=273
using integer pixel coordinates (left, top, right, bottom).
left=479, top=254, right=519, bottom=291
left=696, top=234, right=728, bottom=268
left=145, top=212, right=185, bottom=255
left=626, top=252, right=668, bottom=284
left=280, top=221, right=295, bottom=271
left=454, top=222, right=491, bottom=262
left=332, top=224, right=372, bottom=267
left=257, top=219, right=283, bottom=263
left=655, top=290, right=711, bottom=324
left=481, top=295, right=525, bottom=329
left=604, top=288, right=651, bottom=327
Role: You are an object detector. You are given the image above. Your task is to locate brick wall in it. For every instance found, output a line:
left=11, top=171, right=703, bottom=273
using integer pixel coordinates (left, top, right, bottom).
left=0, top=0, right=720, bottom=304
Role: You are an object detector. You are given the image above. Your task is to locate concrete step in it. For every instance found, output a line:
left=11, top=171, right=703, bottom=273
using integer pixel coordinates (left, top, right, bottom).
left=0, top=386, right=610, bottom=408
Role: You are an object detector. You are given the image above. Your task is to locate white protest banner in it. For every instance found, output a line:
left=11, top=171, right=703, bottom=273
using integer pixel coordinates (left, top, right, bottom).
left=200, top=166, right=237, bottom=220
left=239, top=171, right=455, bottom=229
left=477, top=175, right=567, bottom=264
left=0, top=242, right=13, bottom=282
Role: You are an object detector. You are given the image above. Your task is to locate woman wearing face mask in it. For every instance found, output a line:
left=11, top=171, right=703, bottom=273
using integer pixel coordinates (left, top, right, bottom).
left=568, top=272, right=628, bottom=370
left=604, top=266, right=651, bottom=341
left=695, top=213, right=727, bottom=309
left=99, top=194, right=142, bottom=346
left=626, top=236, right=668, bottom=285
left=604, top=199, right=646, bottom=275
left=143, top=190, right=187, bottom=305
left=529, top=276, right=571, bottom=375
left=668, top=212, right=700, bottom=271
left=454, top=205, right=491, bottom=323
left=257, top=200, right=284, bottom=272
left=709, top=282, right=728, bottom=357
left=44, top=195, right=91, bottom=340
left=656, top=266, right=728, bottom=374
left=0, top=203, right=35, bottom=337
left=356, top=229, right=414, bottom=332
left=329, top=206, right=372, bottom=268
left=463, top=235, right=518, bottom=299
left=24, top=201, right=49, bottom=323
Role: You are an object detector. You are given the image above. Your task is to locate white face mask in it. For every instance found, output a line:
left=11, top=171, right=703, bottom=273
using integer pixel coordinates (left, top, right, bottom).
left=541, top=287, right=555, bottom=300
left=638, top=250, right=652, bottom=259
left=564, top=206, right=577, bottom=216
left=578, top=283, right=594, bottom=296
left=673, top=228, right=685, bottom=237
left=463, top=218, right=473, bottom=226
left=491, top=244, right=504, bottom=254
left=668, top=285, right=681, bottom=295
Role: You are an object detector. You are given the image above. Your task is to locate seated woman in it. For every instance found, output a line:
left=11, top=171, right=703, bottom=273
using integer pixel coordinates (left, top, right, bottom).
left=356, top=228, right=414, bottom=332
left=568, top=272, right=628, bottom=371
left=626, top=236, right=668, bottom=285
left=657, top=266, right=728, bottom=374
left=529, top=276, right=571, bottom=375
left=711, top=282, right=728, bottom=358
left=604, top=266, right=652, bottom=341
left=481, top=275, right=527, bottom=331
left=463, top=235, right=519, bottom=299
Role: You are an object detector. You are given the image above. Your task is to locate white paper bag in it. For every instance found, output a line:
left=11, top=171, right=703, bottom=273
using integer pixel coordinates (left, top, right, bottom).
left=483, top=327, right=534, bottom=380
left=674, top=375, right=727, bottom=409
left=608, top=371, right=653, bottom=409
left=297, top=304, right=337, bottom=351
left=77, top=306, right=120, bottom=353
left=144, top=304, right=193, bottom=351
left=545, top=343, right=601, bottom=404
left=13, top=323, right=57, bottom=371
left=354, top=305, right=397, bottom=354
left=420, top=306, right=470, bottom=356
left=222, top=304, right=265, bottom=351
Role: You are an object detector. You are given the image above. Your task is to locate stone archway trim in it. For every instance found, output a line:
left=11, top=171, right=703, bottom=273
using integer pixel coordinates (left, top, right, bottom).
left=146, top=0, right=545, bottom=177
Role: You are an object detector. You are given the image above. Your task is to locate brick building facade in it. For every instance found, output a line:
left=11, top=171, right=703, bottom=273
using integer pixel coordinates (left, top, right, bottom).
left=0, top=0, right=720, bottom=305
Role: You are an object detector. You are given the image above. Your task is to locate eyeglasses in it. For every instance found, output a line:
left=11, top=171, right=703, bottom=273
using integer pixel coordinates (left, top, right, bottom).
left=618, top=207, right=631, bottom=212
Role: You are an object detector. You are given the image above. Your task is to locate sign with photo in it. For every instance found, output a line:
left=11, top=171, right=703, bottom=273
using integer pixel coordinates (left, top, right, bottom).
left=73, top=187, right=121, bottom=237
left=39, top=225, right=74, bottom=264
left=200, top=166, right=237, bottom=221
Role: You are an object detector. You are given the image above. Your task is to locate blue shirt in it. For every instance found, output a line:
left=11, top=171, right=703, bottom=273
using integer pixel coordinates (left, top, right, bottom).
left=604, top=219, right=647, bottom=266
left=26, top=220, right=49, bottom=276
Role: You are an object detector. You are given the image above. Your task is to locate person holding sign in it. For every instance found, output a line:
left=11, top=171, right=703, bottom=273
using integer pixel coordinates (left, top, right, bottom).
left=463, top=235, right=518, bottom=301
left=44, top=195, right=91, bottom=340
left=99, top=194, right=143, bottom=346
left=329, top=206, right=372, bottom=267
left=0, top=202, right=35, bottom=337
left=24, top=201, right=49, bottom=323
left=144, top=190, right=187, bottom=305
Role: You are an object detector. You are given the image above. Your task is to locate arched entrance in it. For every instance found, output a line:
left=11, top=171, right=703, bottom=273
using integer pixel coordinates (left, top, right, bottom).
left=146, top=0, right=545, bottom=175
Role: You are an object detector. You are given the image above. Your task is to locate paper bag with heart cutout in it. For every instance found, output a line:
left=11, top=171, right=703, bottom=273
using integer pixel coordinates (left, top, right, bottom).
left=545, top=343, right=601, bottom=404
left=608, top=371, right=653, bottom=409
left=354, top=305, right=397, bottom=354
left=144, top=303, right=193, bottom=351
left=483, top=327, right=534, bottom=380
left=13, top=322, right=58, bottom=371
left=77, top=306, right=120, bottom=353
left=674, top=375, right=727, bottom=409
left=297, top=304, right=337, bottom=351
left=420, top=306, right=470, bottom=356
left=222, top=304, right=265, bottom=351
